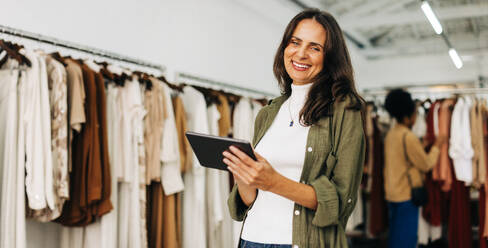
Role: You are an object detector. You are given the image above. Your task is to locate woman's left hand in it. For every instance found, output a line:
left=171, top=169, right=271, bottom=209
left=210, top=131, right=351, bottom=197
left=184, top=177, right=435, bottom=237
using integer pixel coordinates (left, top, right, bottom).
left=223, top=146, right=281, bottom=192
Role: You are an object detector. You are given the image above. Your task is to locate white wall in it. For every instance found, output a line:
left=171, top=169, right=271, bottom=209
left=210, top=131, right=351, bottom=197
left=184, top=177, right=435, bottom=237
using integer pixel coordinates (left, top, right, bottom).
left=0, top=0, right=286, bottom=94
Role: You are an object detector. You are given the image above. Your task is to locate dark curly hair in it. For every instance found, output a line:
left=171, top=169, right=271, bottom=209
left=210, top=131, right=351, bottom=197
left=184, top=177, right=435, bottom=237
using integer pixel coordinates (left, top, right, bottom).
left=273, top=8, right=364, bottom=126
left=384, top=89, right=416, bottom=122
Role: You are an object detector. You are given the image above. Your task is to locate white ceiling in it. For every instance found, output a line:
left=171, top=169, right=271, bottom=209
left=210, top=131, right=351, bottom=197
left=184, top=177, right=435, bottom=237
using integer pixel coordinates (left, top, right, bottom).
left=302, top=0, right=488, bottom=60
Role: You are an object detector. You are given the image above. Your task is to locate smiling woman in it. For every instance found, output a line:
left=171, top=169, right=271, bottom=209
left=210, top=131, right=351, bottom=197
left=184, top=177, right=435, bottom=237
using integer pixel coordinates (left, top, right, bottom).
left=226, top=8, right=366, bottom=248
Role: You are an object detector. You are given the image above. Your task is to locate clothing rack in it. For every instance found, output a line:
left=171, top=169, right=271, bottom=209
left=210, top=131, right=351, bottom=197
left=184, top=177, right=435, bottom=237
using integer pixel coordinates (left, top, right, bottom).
left=176, top=72, right=278, bottom=99
left=0, top=24, right=166, bottom=73
left=362, top=86, right=488, bottom=97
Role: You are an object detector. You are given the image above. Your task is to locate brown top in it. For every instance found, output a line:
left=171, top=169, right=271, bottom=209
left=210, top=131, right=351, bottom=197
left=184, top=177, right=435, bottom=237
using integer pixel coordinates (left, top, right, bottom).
left=216, top=93, right=231, bottom=137
left=384, top=124, right=440, bottom=202
left=172, top=96, right=192, bottom=173
left=65, top=59, right=86, bottom=172
left=93, top=71, right=113, bottom=216
left=57, top=61, right=112, bottom=226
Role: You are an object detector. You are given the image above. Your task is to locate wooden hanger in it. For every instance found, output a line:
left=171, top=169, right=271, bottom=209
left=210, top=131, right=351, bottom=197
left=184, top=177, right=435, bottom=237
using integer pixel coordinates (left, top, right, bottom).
left=49, top=52, right=68, bottom=67
left=158, top=76, right=184, bottom=92
left=0, top=40, right=31, bottom=66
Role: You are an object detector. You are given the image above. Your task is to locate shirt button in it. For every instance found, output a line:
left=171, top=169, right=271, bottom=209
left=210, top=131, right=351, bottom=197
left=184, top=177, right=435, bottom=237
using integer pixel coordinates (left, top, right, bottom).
left=347, top=198, right=352, bottom=203
left=307, top=147, right=313, bottom=152
left=294, top=210, right=300, bottom=216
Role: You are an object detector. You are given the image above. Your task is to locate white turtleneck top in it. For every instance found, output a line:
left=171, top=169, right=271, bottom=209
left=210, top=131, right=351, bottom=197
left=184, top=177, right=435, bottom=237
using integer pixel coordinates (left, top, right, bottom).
left=241, top=83, right=313, bottom=244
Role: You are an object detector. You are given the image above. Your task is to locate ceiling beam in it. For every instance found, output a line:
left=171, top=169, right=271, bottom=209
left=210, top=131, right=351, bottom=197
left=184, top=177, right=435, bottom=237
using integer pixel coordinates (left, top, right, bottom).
left=339, top=0, right=397, bottom=20
left=341, top=3, right=488, bottom=29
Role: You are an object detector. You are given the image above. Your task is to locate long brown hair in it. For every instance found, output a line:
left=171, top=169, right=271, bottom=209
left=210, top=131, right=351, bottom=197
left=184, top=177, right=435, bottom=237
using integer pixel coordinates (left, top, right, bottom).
left=273, top=8, right=364, bottom=126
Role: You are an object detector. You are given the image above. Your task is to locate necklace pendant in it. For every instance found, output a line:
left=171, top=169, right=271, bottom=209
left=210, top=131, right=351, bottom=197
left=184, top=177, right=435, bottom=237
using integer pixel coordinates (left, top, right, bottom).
left=289, top=120, right=294, bottom=127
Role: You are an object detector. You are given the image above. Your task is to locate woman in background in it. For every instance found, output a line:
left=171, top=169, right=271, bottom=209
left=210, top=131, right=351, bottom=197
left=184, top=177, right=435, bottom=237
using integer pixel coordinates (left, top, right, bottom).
left=384, top=89, right=446, bottom=248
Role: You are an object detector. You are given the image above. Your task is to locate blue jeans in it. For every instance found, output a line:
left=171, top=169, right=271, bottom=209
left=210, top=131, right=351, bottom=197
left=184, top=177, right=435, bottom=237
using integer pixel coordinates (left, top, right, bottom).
left=388, top=200, right=419, bottom=248
left=239, top=239, right=292, bottom=248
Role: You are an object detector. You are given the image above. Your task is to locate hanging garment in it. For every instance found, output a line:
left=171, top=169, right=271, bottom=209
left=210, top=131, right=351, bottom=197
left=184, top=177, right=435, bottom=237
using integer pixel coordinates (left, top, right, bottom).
left=99, top=83, right=120, bottom=248
left=57, top=61, right=112, bottom=227
left=435, top=99, right=455, bottom=192
left=418, top=207, right=442, bottom=246
left=138, top=81, right=148, bottom=248
left=173, top=96, right=192, bottom=174
left=449, top=97, right=474, bottom=184
left=422, top=103, right=448, bottom=233
left=0, top=67, right=26, bottom=248
left=147, top=181, right=164, bottom=248
left=92, top=66, right=113, bottom=218
left=19, top=49, right=55, bottom=211
left=368, top=117, right=387, bottom=237
left=448, top=177, right=472, bottom=248
left=27, top=54, right=69, bottom=221
left=216, top=93, right=234, bottom=248
left=471, top=100, right=486, bottom=188
left=172, top=95, right=191, bottom=248
left=180, top=86, right=209, bottom=248
left=480, top=187, right=488, bottom=248
left=118, top=78, right=146, bottom=248
left=216, top=94, right=231, bottom=137
left=144, top=78, right=166, bottom=184
left=65, top=59, right=86, bottom=172
left=482, top=104, right=488, bottom=239
left=160, top=83, right=184, bottom=195
left=206, top=104, right=225, bottom=248
left=59, top=58, right=87, bottom=248
left=412, top=106, right=427, bottom=138
left=79, top=66, right=117, bottom=248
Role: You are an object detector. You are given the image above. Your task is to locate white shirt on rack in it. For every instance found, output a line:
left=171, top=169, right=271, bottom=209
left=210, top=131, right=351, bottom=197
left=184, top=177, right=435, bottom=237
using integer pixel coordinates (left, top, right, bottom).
left=449, top=97, right=474, bottom=184
left=241, top=83, right=312, bottom=244
left=181, top=86, right=209, bottom=248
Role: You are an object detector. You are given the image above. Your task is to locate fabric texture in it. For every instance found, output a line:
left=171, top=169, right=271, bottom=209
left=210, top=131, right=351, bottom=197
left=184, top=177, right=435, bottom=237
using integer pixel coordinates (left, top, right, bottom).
left=242, top=83, right=312, bottom=244
left=449, top=97, right=474, bottom=184
left=384, top=124, right=440, bottom=202
left=387, top=200, right=419, bottom=248
left=0, top=68, right=26, bottom=248
left=180, top=86, right=209, bottom=248
left=27, top=55, right=69, bottom=221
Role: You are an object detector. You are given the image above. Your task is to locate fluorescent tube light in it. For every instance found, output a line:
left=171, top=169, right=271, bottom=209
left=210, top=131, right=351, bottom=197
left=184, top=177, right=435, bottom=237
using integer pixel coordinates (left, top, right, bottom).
left=421, top=1, right=443, bottom=35
left=448, top=48, right=463, bottom=69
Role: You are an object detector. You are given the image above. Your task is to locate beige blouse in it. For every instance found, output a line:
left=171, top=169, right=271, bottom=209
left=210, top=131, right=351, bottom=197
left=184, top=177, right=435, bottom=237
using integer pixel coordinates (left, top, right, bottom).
left=144, top=78, right=167, bottom=184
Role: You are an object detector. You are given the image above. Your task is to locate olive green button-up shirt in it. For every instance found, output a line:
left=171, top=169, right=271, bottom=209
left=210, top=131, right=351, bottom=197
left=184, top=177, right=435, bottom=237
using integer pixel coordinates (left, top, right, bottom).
left=228, top=94, right=366, bottom=248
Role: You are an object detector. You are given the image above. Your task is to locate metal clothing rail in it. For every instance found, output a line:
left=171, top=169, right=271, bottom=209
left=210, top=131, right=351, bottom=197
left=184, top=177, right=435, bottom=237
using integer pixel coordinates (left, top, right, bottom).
left=362, top=87, right=488, bottom=97
left=0, top=24, right=166, bottom=72
left=176, top=72, right=278, bottom=98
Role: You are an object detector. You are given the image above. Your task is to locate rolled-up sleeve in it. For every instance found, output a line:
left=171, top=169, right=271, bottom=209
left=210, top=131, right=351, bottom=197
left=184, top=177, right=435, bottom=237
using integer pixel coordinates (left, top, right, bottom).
left=227, top=185, right=252, bottom=221
left=310, top=104, right=366, bottom=227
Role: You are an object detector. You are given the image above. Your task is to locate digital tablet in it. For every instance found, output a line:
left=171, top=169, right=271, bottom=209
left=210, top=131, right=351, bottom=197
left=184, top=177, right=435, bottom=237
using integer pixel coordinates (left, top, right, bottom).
left=185, top=131, right=256, bottom=171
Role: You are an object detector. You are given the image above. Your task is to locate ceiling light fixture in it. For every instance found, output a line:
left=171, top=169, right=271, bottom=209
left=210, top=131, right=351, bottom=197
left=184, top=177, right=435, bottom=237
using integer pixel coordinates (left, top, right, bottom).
left=421, top=1, right=443, bottom=35
left=448, top=48, right=463, bottom=69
